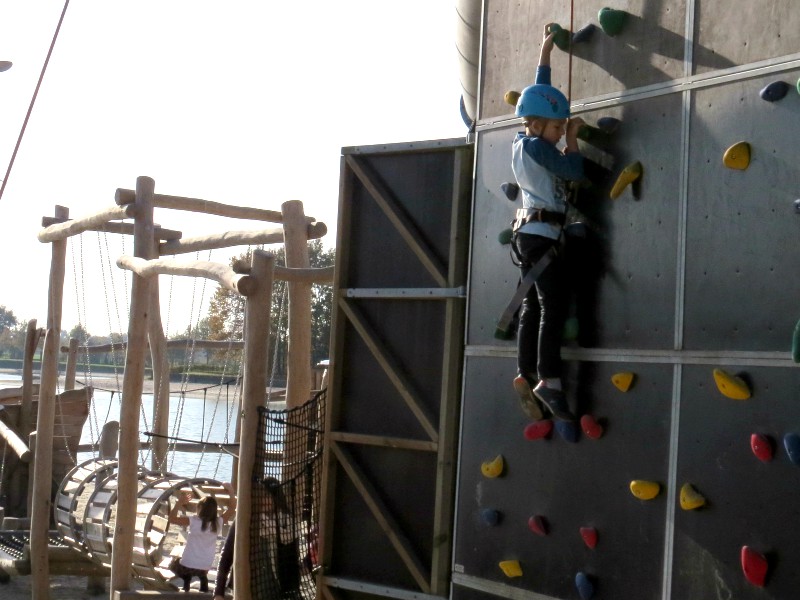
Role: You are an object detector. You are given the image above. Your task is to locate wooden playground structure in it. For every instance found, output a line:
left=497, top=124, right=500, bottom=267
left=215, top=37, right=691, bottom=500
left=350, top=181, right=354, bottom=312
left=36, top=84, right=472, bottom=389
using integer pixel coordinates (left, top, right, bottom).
left=0, top=176, right=333, bottom=599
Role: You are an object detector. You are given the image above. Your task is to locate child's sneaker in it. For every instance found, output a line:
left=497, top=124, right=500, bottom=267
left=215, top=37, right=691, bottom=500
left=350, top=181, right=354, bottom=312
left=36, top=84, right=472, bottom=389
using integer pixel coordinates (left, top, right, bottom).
left=533, top=386, right=576, bottom=421
left=513, top=375, right=545, bottom=421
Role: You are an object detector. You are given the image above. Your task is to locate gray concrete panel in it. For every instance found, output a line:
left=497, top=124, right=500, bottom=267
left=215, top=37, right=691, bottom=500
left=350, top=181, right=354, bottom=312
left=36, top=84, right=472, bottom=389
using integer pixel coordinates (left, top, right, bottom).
left=694, top=0, right=800, bottom=75
left=683, top=71, right=800, bottom=351
left=454, top=356, right=673, bottom=599
left=672, top=364, right=800, bottom=598
left=469, top=93, right=681, bottom=350
left=481, top=1, right=687, bottom=121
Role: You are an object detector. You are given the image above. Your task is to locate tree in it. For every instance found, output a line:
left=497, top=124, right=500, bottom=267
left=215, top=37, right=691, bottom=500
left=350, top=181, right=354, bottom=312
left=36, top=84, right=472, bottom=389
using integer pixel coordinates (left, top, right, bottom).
left=205, top=241, right=335, bottom=382
left=0, top=305, right=18, bottom=333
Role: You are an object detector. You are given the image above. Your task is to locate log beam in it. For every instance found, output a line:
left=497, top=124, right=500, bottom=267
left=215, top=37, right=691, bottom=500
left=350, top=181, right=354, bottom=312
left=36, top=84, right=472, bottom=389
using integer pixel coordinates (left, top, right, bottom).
left=116, top=255, right=255, bottom=296
left=115, top=188, right=315, bottom=224
left=37, top=204, right=137, bottom=243
left=158, top=221, right=326, bottom=256
left=41, top=216, right=182, bottom=241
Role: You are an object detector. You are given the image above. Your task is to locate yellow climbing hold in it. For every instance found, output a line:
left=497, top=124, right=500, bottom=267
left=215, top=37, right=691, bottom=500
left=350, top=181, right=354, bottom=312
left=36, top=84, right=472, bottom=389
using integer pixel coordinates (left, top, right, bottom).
left=610, top=161, right=643, bottom=199
left=499, top=560, right=523, bottom=578
left=611, top=371, right=636, bottom=392
left=723, top=141, right=751, bottom=170
left=630, top=480, right=660, bottom=500
left=504, top=90, right=521, bottom=107
left=481, top=455, right=505, bottom=478
left=680, top=483, right=706, bottom=510
left=712, top=368, right=751, bottom=400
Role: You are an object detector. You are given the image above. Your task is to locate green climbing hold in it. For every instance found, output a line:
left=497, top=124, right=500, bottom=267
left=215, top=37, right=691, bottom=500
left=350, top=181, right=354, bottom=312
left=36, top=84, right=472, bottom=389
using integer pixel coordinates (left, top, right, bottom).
left=598, top=7, right=628, bottom=36
left=577, top=125, right=611, bottom=146
left=563, top=316, right=579, bottom=341
left=498, top=228, right=513, bottom=245
left=792, top=317, right=800, bottom=363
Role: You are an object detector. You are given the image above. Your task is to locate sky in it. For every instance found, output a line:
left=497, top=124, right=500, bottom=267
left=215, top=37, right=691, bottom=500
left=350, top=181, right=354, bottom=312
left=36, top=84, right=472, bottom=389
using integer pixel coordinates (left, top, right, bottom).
left=0, top=1, right=468, bottom=338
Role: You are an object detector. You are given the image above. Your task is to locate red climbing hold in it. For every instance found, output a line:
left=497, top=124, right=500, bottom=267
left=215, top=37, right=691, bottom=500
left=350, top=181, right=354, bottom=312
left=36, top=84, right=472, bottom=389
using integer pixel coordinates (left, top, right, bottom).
left=750, top=433, right=774, bottom=462
left=528, top=515, right=549, bottom=536
left=580, top=526, right=598, bottom=549
left=524, top=419, right=554, bottom=440
left=741, top=546, right=768, bottom=587
left=580, top=414, right=604, bottom=439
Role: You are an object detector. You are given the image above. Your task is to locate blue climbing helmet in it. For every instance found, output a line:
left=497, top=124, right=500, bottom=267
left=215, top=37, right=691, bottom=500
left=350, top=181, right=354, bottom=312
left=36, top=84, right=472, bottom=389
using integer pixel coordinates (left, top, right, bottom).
left=515, top=84, right=570, bottom=119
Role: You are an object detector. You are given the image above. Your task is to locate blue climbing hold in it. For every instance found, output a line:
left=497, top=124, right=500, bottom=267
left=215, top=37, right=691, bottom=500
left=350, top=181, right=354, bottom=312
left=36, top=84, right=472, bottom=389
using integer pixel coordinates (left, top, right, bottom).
left=760, top=81, right=790, bottom=102
left=501, top=182, right=520, bottom=201
left=597, top=116, right=621, bottom=133
left=480, top=508, right=502, bottom=526
left=575, top=572, right=595, bottom=599
left=556, top=420, right=579, bottom=443
left=784, top=433, right=800, bottom=465
left=572, top=23, right=596, bottom=44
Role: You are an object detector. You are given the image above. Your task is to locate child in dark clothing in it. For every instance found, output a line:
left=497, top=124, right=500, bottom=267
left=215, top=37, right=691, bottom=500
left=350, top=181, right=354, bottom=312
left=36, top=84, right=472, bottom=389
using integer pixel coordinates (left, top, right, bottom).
left=511, top=24, right=586, bottom=423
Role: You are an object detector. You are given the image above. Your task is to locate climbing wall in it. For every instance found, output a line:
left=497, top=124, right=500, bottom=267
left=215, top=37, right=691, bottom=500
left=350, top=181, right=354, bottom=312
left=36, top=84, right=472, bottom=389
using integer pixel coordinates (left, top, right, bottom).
left=454, top=1, right=800, bottom=599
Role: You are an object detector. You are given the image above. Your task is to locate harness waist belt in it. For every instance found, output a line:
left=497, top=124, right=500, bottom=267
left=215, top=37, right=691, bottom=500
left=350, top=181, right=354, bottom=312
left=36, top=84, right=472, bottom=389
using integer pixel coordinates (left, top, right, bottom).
left=515, top=207, right=566, bottom=228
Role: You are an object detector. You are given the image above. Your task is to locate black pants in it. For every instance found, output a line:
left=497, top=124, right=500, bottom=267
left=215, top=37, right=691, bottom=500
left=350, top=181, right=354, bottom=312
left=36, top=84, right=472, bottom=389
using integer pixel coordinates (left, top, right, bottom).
left=515, top=232, right=567, bottom=381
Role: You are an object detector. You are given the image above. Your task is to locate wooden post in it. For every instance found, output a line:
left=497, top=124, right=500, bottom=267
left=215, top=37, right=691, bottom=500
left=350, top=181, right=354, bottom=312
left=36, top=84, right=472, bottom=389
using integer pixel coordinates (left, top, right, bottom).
left=30, top=205, right=69, bottom=600
left=233, top=250, right=274, bottom=600
left=17, top=319, right=39, bottom=516
left=64, top=338, right=78, bottom=391
left=110, top=176, right=155, bottom=594
left=148, top=255, right=171, bottom=473
left=281, top=201, right=313, bottom=488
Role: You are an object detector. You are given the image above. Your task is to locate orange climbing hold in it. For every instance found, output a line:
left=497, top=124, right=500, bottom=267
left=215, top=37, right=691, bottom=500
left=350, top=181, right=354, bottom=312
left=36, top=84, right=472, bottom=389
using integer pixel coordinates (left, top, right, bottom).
left=750, top=433, right=774, bottom=462
left=679, top=483, right=706, bottom=510
left=499, top=560, right=523, bottom=578
left=610, top=161, right=643, bottom=199
left=580, top=415, right=604, bottom=440
left=723, top=141, right=751, bottom=170
left=712, top=368, right=751, bottom=400
left=580, top=526, right=598, bottom=549
left=528, top=514, right=549, bottom=536
left=481, top=455, right=504, bottom=478
left=740, top=546, right=768, bottom=587
left=629, top=480, right=660, bottom=500
left=611, top=371, right=636, bottom=392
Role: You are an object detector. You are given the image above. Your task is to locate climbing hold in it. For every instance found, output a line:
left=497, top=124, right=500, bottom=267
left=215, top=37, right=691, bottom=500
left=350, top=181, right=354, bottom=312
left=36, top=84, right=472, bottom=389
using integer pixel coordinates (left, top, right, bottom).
left=740, top=546, right=768, bottom=587
left=501, top=181, right=520, bottom=201
left=546, top=23, right=571, bottom=52
left=750, top=433, right=774, bottom=462
left=609, top=161, right=643, bottom=199
left=629, top=480, right=660, bottom=500
left=498, top=228, right=513, bottom=245
left=792, top=317, right=800, bottom=363
left=712, top=368, right=751, bottom=400
left=784, top=433, right=800, bottom=465
left=723, top=141, right=751, bottom=170
left=611, top=371, right=636, bottom=392
left=596, top=116, right=621, bottom=133
left=794, top=199, right=800, bottom=214
left=577, top=124, right=612, bottom=146
left=481, top=455, right=504, bottom=478
left=523, top=419, right=554, bottom=440
left=580, top=414, right=604, bottom=440
left=498, top=560, right=523, bottom=578
left=504, top=90, right=521, bottom=107
left=760, top=81, right=790, bottom=102
left=572, top=23, right=596, bottom=44
left=580, top=527, right=598, bottom=549
left=528, top=514, right=549, bottom=536
left=556, top=420, right=579, bottom=443
left=598, top=7, right=628, bottom=36
left=480, top=508, right=502, bottom=526
left=679, top=483, right=706, bottom=510
left=575, top=572, right=595, bottom=599
left=562, top=315, right=579, bottom=341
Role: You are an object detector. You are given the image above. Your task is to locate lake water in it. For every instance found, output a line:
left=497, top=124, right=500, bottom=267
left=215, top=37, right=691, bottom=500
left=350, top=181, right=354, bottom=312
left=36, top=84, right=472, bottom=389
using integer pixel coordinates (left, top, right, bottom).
left=2, top=373, right=245, bottom=481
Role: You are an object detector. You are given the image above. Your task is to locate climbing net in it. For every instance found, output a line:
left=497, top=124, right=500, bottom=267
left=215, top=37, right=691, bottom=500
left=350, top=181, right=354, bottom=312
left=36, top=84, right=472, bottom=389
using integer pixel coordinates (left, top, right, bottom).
left=250, top=388, right=326, bottom=600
